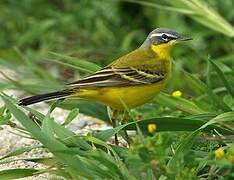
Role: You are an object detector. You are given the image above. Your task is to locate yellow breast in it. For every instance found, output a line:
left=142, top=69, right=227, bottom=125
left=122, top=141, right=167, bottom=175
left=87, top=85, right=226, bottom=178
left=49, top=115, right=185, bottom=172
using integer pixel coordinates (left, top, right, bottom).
left=74, top=79, right=167, bottom=110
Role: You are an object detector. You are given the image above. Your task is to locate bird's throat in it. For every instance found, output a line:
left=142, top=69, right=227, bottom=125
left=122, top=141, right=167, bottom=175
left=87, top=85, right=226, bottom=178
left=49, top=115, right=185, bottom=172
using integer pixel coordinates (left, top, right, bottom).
left=151, top=44, right=173, bottom=58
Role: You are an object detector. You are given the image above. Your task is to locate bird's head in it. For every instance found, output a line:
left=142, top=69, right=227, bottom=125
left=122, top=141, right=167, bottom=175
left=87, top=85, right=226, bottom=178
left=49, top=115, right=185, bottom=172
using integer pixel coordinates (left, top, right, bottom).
left=141, top=28, right=192, bottom=55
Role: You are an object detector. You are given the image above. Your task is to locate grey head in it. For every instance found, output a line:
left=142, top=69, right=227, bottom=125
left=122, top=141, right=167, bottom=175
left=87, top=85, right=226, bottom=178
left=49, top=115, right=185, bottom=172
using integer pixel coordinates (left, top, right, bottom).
left=141, top=28, right=192, bottom=49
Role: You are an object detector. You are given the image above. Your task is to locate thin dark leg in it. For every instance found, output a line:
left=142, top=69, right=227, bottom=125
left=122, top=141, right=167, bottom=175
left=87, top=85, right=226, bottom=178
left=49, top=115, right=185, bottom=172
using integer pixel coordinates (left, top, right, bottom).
left=121, top=111, right=132, bottom=145
left=111, top=109, right=119, bottom=145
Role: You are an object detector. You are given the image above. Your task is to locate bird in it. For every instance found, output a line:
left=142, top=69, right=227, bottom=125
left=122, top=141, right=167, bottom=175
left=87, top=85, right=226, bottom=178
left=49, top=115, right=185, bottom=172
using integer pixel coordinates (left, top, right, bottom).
left=19, top=28, right=191, bottom=126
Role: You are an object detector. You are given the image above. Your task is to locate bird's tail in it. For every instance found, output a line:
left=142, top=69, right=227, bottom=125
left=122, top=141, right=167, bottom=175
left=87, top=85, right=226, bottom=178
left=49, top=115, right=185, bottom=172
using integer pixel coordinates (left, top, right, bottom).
left=18, top=89, right=74, bottom=106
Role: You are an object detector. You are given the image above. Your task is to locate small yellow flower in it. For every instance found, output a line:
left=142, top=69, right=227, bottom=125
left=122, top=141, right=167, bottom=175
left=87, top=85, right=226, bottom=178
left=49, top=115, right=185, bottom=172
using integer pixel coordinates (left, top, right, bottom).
left=172, top=90, right=182, bottom=97
left=148, top=124, right=157, bottom=134
left=215, top=147, right=225, bottom=159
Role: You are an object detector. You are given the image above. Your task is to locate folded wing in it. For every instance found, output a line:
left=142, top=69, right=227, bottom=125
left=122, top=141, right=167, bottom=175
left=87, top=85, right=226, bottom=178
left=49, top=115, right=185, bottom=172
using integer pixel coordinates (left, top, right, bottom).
left=67, top=67, right=165, bottom=88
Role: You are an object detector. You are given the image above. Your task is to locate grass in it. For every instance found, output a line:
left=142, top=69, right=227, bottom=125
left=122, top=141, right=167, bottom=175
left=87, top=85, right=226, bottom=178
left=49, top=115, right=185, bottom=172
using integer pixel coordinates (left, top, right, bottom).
left=0, top=0, right=234, bottom=179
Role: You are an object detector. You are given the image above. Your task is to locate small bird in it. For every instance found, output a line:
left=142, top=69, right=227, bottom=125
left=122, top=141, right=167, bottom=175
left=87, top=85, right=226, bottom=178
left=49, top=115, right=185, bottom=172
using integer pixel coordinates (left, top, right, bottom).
left=19, top=28, right=191, bottom=123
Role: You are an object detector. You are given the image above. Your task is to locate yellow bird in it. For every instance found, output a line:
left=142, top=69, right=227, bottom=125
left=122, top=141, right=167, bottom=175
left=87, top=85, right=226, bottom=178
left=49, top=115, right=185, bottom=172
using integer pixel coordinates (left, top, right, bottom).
left=19, top=28, right=191, bottom=121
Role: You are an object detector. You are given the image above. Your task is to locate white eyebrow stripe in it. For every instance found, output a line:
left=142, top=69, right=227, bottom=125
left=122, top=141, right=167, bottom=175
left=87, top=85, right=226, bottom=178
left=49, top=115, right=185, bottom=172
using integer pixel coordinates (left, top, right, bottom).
left=150, top=33, right=177, bottom=38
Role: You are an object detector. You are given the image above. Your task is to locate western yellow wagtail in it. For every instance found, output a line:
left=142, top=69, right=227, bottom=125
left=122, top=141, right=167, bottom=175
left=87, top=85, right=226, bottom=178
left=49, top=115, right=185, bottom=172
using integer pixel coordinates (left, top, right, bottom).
left=19, top=28, right=191, bottom=122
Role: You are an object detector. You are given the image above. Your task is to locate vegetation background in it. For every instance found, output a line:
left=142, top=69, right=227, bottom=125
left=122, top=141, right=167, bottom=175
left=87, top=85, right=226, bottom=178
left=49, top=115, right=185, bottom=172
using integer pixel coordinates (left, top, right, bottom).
left=0, top=0, right=233, bottom=179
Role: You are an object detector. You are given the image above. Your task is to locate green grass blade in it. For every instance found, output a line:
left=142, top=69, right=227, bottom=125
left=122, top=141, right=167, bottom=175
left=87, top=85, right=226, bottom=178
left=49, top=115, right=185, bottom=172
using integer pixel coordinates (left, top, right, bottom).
left=95, top=115, right=233, bottom=142
left=0, top=169, right=39, bottom=179
left=50, top=119, right=92, bottom=150
left=124, top=117, right=233, bottom=135
left=154, top=92, right=207, bottom=114
left=25, top=106, right=92, bottom=150
left=184, top=72, right=207, bottom=95
left=167, top=0, right=234, bottom=37
left=58, top=99, right=109, bottom=122
left=0, top=145, right=42, bottom=160
left=205, top=60, right=232, bottom=112
left=41, top=114, right=55, bottom=138
left=199, top=112, right=234, bottom=130
left=88, top=150, right=127, bottom=179
left=209, top=59, right=234, bottom=98
left=123, top=0, right=195, bottom=14
left=125, top=0, right=234, bottom=37
left=62, top=108, right=79, bottom=126
left=24, top=157, right=56, bottom=166
left=167, top=130, right=199, bottom=169
left=49, top=52, right=101, bottom=73
left=93, top=123, right=129, bottom=141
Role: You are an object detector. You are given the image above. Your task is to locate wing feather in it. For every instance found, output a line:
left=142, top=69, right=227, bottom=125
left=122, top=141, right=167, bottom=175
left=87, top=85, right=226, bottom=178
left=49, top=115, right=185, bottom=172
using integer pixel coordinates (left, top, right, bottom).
left=67, top=67, right=165, bottom=88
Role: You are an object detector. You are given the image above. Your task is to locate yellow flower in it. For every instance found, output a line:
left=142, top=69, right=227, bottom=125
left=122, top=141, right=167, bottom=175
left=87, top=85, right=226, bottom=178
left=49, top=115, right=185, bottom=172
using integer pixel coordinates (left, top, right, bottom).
left=172, top=90, right=182, bottom=97
left=148, top=124, right=157, bottom=134
left=215, top=147, right=225, bottom=159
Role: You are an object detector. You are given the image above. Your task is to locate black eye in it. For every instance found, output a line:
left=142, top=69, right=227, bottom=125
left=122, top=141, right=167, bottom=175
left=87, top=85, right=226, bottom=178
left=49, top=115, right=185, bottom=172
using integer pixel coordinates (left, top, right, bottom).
left=161, top=34, right=168, bottom=40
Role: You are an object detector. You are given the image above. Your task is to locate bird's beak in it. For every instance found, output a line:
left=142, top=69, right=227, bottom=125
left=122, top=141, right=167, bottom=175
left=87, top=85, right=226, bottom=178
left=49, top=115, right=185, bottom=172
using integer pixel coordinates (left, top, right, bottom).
left=177, top=36, right=192, bottom=42
left=169, top=35, right=192, bottom=45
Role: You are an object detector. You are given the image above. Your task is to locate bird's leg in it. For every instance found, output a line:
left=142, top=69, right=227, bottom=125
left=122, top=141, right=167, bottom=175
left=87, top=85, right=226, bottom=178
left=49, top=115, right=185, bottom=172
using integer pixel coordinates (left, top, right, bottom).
left=111, top=109, right=120, bottom=145
left=110, top=109, right=131, bottom=145
left=121, top=111, right=132, bottom=145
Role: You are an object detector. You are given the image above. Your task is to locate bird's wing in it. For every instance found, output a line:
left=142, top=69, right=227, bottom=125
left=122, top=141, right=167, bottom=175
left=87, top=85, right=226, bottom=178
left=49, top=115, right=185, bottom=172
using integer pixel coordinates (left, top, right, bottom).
left=67, top=48, right=167, bottom=88
left=67, top=66, right=165, bottom=88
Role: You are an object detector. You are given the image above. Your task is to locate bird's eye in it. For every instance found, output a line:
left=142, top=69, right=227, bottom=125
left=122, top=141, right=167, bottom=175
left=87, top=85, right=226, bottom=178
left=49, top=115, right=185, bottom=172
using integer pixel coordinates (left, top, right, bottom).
left=161, top=34, right=168, bottom=40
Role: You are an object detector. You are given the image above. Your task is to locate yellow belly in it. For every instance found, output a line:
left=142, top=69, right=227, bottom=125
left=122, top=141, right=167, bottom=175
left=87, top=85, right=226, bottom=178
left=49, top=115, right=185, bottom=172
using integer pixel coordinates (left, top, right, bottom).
left=74, top=80, right=167, bottom=110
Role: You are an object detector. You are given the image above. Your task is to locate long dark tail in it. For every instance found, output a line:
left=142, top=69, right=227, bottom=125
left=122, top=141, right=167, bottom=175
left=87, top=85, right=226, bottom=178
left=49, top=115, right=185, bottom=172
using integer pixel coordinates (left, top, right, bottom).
left=18, top=90, right=73, bottom=106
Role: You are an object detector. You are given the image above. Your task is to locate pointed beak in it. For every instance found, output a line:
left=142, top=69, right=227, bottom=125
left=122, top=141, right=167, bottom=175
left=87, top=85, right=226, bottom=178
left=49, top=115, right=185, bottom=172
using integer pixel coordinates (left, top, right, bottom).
left=177, top=36, right=192, bottom=42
